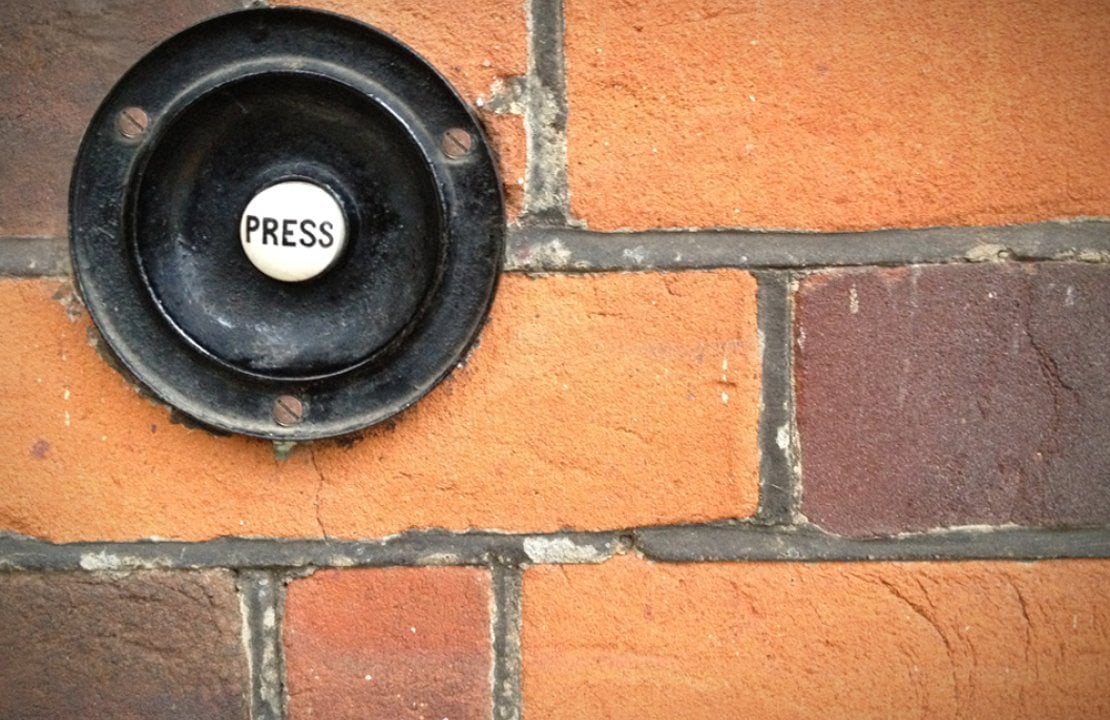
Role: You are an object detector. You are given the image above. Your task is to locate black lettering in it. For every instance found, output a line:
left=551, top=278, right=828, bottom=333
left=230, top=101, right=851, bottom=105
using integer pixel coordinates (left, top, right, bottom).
left=281, top=219, right=297, bottom=247
left=300, top=219, right=317, bottom=247
left=262, top=217, right=278, bottom=245
left=244, top=215, right=260, bottom=242
left=319, top=221, right=335, bottom=248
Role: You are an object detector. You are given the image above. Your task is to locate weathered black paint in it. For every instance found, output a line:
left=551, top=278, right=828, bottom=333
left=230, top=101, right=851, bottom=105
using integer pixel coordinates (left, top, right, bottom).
left=69, top=8, right=505, bottom=440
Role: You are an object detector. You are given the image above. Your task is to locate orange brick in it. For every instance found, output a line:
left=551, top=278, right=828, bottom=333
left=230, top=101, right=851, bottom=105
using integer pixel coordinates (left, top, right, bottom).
left=523, top=555, right=1110, bottom=720
left=284, top=568, right=491, bottom=720
left=0, top=273, right=759, bottom=541
left=279, top=0, right=528, bottom=217
left=566, top=0, right=1110, bottom=231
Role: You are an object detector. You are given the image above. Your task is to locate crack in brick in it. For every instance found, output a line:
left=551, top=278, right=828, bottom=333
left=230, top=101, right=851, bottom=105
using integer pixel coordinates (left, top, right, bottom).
left=307, top=447, right=329, bottom=542
left=1007, top=577, right=1034, bottom=665
left=1021, top=273, right=1081, bottom=465
left=877, top=576, right=960, bottom=714
left=610, top=425, right=652, bottom=447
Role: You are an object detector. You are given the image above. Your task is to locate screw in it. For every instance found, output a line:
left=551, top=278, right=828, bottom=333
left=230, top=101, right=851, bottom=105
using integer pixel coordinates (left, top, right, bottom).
left=272, top=395, right=305, bottom=427
left=117, top=106, right=149, bottom=138
left=441, top=127, right=473, bottom=159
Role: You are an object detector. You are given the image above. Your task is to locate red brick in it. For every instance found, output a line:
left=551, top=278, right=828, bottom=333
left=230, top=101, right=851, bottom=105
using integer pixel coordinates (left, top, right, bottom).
left=0, top=570, right=247, bottom=720
left=565, top=0, right=1110, bottom=230
left=0, top=273, right=759, bottom=541
left=284, top=567, right=492, bottom=720
left=0, top=0, right=241, bottom=238
left=795, top=263, right=1110, bottom=536
left=523, top=555, right=1110, bottom=720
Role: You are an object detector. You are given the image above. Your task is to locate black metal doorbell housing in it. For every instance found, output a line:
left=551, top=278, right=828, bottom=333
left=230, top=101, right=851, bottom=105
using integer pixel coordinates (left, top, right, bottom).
left=70, top=8, right=504, bottom=440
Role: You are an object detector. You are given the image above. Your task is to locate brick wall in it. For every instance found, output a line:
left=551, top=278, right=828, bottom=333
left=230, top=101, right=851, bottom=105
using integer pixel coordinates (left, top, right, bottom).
left=1, top=1, right=1109, bottom=718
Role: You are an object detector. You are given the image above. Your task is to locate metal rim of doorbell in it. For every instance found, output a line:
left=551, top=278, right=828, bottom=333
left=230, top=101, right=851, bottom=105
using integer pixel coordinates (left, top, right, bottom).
left=69, top=8, right=505, bottom=441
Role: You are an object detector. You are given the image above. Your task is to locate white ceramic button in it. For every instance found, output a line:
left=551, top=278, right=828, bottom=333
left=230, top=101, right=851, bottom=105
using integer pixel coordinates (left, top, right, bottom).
left=239, top=180, right=348, bottom=282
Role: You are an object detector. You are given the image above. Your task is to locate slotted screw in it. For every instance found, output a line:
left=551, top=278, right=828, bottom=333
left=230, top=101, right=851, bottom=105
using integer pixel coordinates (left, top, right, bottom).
left=117, top=106, right=149, bottom=138
left=441, top=127, right=473, bottom=159
left=272, top=395, right=305, bottom=426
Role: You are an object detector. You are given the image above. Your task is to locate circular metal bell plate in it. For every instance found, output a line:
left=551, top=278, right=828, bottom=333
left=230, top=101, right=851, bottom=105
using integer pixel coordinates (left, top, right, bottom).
left=70, top=8, right=504, bottom=440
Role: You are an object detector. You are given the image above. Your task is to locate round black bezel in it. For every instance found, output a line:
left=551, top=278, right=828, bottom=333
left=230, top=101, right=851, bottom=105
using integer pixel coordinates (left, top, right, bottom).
left=69, top=8, right=504, bottom=440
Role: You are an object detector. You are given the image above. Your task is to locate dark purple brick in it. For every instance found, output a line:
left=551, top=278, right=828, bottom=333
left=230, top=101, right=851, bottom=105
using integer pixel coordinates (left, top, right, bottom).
left=0, top=570, right=248, bottom=720
left=0, top=0, right=240, bottom=238
left=796, top=262, right=1110, bottom=537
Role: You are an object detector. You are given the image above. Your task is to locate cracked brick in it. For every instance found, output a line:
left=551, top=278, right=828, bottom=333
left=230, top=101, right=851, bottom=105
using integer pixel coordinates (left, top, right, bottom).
left=796, top=263, right=1110, bottom=536
left=523, top=555, right=1110, bottom=720
left=0, top=273, right=759, bottom=541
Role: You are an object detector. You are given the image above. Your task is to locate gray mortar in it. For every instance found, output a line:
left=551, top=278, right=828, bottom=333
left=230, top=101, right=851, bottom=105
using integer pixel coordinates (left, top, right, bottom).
left=521, top=0, right=570, bottom=223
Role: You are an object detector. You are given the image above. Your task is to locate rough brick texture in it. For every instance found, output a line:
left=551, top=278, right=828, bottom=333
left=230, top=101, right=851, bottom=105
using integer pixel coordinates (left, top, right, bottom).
left=796, top=263, right=1110, bottom=536
left=0, top=272, right=759, bottom=541
left=284, top=567, right=492, bottom=720
left=565, top=0, right=1110, bottom=230
left=0, top=0, right=241, bottom=238
left=276, top=0, right=528, bottom=216
left=523, top=555, right=1110, bottom=720
left=0, top=570, right=247, bottom=720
